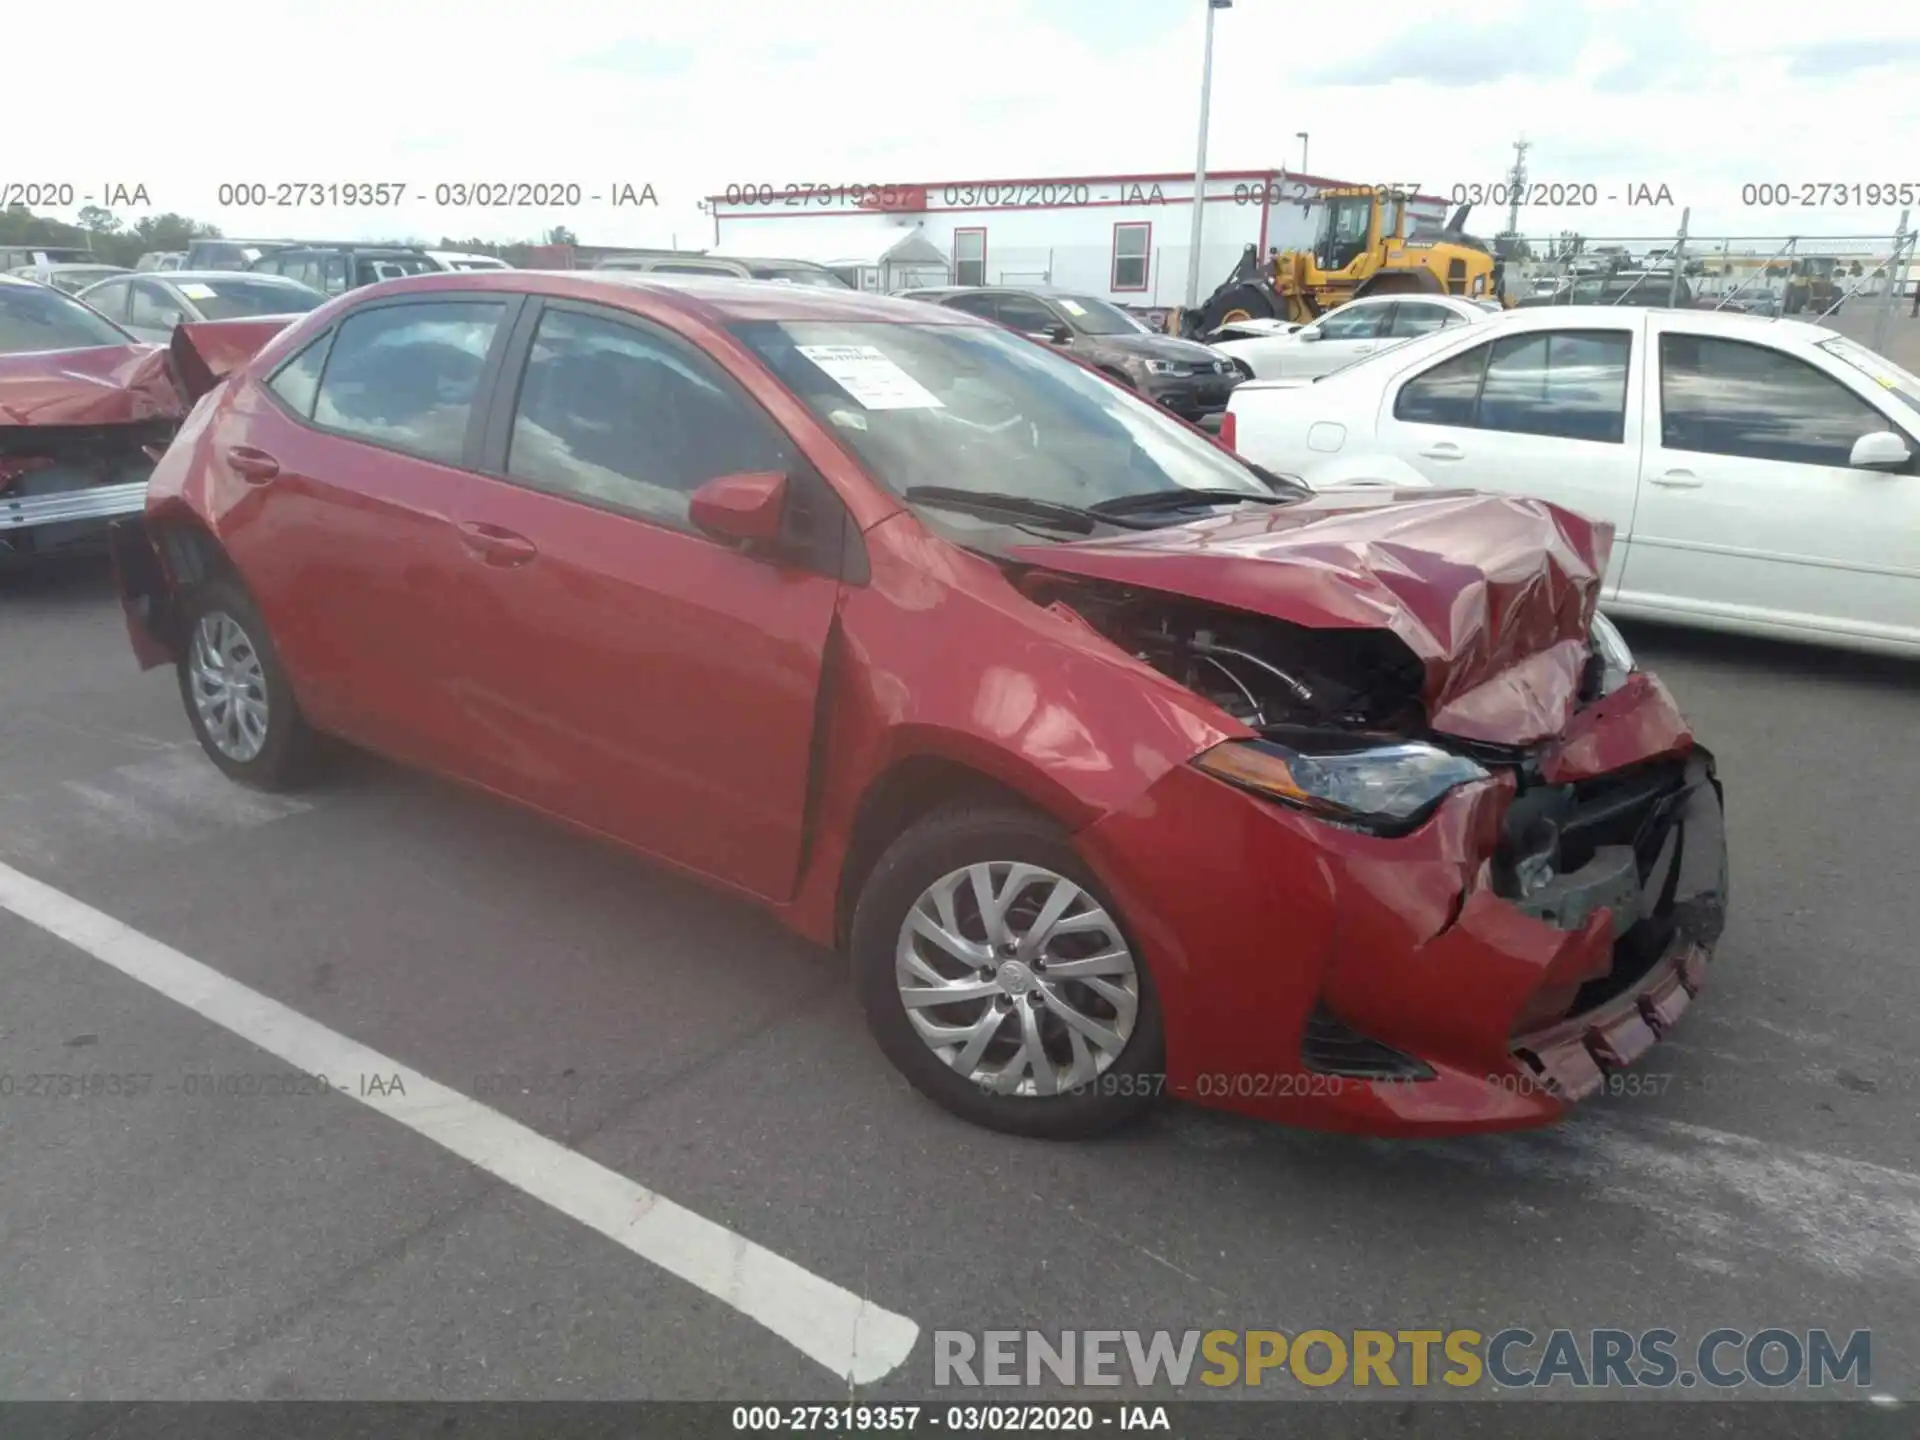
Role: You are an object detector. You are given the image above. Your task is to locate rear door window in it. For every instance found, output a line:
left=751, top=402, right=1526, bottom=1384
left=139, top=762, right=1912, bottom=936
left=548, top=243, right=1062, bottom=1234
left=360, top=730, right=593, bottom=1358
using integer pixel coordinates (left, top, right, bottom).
left=1476, top=331, right=1631, bottom=442
left=993, top=295, right=1062, bottom=336
left=1315, top=305, right=1388, bottom=340
left=1394, top=341, right=1491, bottom=426
left=311, top=300, right=505, bottom=464
left=1388, top=302, right=1457, bottom=337
left=267, top=330, right=335, bottom=419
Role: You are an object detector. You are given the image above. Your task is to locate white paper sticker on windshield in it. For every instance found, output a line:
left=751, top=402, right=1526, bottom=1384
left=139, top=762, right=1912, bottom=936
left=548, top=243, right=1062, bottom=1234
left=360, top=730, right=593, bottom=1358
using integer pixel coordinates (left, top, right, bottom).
left=1056, top=298, right=1087, bottom=316
left=178, top=283, right=217, bottom=300
left=797, top=344, right=945, bottom=410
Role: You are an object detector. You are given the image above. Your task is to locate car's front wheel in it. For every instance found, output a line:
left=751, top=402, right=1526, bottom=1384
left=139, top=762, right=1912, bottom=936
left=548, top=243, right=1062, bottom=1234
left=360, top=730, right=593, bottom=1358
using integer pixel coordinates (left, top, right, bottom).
left=851, top=805, right=1164, bottom=1138
left=175, top=574, right=317, bottom=791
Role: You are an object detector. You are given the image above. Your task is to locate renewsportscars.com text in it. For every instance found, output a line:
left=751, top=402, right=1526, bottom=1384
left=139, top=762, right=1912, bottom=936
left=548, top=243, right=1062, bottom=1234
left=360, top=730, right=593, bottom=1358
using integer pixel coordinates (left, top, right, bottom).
left=933, top=1328, right=1872, bottom=1390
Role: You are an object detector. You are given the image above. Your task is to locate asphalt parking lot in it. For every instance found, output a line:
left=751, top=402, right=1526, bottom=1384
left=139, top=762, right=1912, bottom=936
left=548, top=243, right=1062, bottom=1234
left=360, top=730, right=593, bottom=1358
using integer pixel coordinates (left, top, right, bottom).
left=3, top=317, right=1918, bottom=1410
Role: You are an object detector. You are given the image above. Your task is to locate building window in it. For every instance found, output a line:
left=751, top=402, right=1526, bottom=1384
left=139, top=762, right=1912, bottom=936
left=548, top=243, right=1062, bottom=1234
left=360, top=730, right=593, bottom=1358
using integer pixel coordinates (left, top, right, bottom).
left=953, top=228, right=986, bottom=286
left=1112, top=222, right=1150, bottom=292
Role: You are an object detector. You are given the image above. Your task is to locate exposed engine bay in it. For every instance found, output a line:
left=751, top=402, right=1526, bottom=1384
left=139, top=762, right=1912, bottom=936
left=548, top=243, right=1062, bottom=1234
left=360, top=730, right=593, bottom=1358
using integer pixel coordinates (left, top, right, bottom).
left=1022, top=572, right=1432, bottom=738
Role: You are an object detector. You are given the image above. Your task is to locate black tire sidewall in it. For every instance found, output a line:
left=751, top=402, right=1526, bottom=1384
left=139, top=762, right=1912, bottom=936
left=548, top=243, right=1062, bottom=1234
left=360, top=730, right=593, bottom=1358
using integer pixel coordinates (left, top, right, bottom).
left=174, top=575, right=312, bottom=790
left=1201, top=283, right=1275, bottom=332
left=851, top=806, right=1165, bottom=1139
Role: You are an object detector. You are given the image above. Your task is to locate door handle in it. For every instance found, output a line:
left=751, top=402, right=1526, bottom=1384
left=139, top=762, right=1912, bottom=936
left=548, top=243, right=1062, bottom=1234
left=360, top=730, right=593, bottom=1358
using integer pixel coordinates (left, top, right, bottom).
left=1648, top=470, right=1704, bottom=489
left=1418, top=443, right=1465, bottom=460
left=1353, top=344, right=1375, bottom=353
left=226, top=446, right=280, bottom=484
left=457, top=521, right=538, bottom=566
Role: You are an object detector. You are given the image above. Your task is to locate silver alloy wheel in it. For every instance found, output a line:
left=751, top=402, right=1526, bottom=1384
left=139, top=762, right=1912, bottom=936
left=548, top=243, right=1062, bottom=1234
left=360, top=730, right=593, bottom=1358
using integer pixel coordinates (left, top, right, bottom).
left=187, top=610, right=271, bottom=762
left=895, top=861, right=1140, bottom=1097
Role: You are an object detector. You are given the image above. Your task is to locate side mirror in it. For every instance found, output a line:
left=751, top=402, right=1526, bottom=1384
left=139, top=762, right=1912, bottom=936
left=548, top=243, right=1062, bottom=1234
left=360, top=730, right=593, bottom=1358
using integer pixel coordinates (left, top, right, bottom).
left=1849, top=431, right=1913, bottom=470
left=1047, top=324, right=1072, bottom=344
left=689, top=470, right=789, bottom=544
left=1296, top=327, right=1322, bottom=342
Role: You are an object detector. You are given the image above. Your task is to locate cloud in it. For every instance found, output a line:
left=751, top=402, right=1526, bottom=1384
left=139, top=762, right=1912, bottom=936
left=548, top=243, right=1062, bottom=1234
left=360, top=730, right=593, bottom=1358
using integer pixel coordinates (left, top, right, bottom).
left=1297, top=11, right=1594, bottom=87
left=11, top=0, right=1920, bottom=247
left=1780, top=37, right=1920, bottom=77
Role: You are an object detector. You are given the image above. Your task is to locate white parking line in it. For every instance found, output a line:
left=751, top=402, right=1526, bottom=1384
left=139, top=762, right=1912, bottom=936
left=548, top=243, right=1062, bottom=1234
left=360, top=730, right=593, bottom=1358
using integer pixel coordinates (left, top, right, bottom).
left=0, top=859, right=921, bottom=1385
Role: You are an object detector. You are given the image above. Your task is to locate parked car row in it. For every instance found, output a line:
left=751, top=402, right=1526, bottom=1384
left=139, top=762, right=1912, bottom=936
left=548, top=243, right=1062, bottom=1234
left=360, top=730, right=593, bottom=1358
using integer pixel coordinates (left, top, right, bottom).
left=899, top=285, right=1243, bottom=422
left=1220, top=303, right=1920, bottom=656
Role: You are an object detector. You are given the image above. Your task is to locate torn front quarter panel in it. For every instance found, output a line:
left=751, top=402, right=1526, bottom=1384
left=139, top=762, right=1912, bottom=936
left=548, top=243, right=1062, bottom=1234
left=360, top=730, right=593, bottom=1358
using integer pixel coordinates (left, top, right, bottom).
left=1008, top=489, right=1611, bottom=747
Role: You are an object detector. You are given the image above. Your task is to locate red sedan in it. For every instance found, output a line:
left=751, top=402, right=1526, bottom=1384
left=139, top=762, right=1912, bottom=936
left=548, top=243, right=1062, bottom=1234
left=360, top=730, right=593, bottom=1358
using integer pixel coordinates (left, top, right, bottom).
left=110, top=271, right=1728, bottom=1139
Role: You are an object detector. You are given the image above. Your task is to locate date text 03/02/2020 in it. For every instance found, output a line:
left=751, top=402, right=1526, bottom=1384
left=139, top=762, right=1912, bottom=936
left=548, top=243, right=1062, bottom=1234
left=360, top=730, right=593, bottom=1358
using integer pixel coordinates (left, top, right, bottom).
left=730, top=1404, right=1171, bottom=1432
left=210, top=182, right=659, bottom=208
left=720, top=181, right=1175, bottom=208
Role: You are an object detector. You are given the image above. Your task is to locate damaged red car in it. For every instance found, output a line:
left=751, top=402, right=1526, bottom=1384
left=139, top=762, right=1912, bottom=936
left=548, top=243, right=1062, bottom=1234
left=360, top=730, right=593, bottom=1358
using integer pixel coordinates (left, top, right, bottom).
left=109, top=271, right=1729, bottom=1139
left=0, top=272, right=288, bottom=566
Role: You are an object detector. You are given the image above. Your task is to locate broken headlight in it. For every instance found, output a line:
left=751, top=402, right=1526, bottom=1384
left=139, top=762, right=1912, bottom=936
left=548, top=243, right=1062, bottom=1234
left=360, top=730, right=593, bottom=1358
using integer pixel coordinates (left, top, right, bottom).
left=1589, top=612, right=1636, bottom=694
left=1193, top=739, right=1489, bottom=832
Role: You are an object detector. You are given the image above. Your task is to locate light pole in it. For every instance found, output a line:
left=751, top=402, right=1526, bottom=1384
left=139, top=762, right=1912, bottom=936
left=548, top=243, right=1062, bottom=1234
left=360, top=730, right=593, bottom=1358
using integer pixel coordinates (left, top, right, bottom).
left=1184, top=0, right=1232, bottom=310
left=1297, top=132, right=1309, bottom=175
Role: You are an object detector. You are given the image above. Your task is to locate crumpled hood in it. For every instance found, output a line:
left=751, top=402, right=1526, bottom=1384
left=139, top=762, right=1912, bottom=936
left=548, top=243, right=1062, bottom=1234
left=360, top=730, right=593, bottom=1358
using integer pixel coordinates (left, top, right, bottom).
left=0, top=318, right=296, bottom=431
left=0, top=344, right=183, bottom=426
left=1010, top=488, right=1613, bottom=746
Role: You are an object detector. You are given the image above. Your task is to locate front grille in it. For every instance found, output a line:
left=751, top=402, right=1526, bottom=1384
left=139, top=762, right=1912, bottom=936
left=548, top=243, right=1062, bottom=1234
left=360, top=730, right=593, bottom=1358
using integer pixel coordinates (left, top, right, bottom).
left=1496, top=756, right=1700, bottom=1018
left=1301, top=1003, right=1435, bottom=1080
left=1562, top=758, right=1690, bottom=876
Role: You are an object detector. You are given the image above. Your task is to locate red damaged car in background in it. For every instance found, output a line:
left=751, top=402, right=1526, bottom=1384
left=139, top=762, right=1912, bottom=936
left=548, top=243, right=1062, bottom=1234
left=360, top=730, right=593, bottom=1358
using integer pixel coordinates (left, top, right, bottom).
left=0, top=273, right=288, bottom=567
left=107, top=271, right=1729, bottom=1139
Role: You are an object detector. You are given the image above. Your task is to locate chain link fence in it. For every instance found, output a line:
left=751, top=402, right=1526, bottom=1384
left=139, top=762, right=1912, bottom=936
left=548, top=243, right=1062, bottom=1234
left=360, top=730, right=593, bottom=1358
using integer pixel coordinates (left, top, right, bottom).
left=1503, top=212, right=1917, bottom=352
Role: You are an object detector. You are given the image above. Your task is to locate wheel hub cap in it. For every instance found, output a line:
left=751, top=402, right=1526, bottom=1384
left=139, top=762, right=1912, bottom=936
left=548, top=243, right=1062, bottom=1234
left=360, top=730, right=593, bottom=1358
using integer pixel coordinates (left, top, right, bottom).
left=894, top=861, right=1140, bottom=1098
left=187, top=610, right=270, bottom=763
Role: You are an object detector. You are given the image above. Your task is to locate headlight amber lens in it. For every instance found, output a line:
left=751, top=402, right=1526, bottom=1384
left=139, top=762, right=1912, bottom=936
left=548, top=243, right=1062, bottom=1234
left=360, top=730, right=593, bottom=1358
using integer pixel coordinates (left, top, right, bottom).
left=1193, top=739, right=1490, bottom=830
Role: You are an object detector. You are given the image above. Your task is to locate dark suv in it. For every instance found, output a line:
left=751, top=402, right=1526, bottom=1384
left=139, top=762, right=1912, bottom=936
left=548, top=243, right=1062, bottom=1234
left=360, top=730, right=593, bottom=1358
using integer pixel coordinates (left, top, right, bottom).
left=905, top=286, right=1241, bottom=420
left=247, top=245, right=440, bottom=297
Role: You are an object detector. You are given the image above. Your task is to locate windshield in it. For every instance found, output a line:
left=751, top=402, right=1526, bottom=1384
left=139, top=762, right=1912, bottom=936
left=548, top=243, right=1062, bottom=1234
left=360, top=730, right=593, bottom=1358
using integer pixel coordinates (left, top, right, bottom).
left=1055, top=295, right=1148, bottom=335
left=1822, top=335, right=1920, bottom=418
left=0, top=280, right=136, bottom=353
left=749, top=266, right=851, bottom=289
left=183, top=277, right=327, bottom=320
left=47, top=268, right=128, bottom=294
left=730, top=320, right=1271, bottom=522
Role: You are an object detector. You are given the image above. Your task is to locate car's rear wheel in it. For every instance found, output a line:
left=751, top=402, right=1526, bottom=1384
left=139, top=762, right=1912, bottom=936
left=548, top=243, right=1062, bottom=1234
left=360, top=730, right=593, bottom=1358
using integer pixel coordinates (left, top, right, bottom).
left=851, top=805, right=1164, bottom=1138
left=176, top=575, right=317, bottom=791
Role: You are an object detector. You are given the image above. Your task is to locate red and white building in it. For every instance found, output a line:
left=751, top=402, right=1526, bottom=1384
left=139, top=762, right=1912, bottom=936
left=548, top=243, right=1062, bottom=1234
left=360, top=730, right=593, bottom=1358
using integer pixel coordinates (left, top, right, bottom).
left=706, top=169, right=1452, bottom=305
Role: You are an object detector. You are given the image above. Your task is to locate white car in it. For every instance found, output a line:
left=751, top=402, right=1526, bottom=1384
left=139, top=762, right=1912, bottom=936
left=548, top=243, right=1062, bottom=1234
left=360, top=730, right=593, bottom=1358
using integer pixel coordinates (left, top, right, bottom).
left=1207, top=294, right=1495, bottom=380
left=1223, top=305, right=1920, bottom=657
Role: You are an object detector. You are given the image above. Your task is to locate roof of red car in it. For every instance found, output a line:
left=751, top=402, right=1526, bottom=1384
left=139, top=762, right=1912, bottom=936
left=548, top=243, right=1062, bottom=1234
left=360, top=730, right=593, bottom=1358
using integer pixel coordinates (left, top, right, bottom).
left=348, top=269, right=980, bottom=326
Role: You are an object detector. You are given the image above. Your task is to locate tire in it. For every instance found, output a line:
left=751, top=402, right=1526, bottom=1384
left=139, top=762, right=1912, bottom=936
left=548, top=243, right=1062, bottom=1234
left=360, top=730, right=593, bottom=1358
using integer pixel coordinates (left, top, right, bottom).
left=851, top=804, right=1165, bottom=1139
left=174, top=573, right=318, bottom=791
left=1199, top=283, right=1276, bottom=333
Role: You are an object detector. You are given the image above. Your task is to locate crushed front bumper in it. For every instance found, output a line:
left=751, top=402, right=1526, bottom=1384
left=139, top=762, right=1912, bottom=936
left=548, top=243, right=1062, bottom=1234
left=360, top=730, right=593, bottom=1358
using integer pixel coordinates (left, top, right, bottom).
left=1077, top=672, right=1728, bottom=1135
left=1143, top=372, right=1242, bottom=420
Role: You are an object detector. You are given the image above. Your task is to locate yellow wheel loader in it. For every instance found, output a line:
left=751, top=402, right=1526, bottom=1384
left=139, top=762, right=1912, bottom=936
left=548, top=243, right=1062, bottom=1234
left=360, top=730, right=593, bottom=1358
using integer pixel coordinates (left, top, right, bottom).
left=1178, top=188, right=1515, bottom=338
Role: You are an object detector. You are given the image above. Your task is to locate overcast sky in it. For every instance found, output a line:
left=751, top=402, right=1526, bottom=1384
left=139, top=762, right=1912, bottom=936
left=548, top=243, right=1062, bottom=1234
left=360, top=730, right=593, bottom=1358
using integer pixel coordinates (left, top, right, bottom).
left=16, top=0, right=1920, bottom=251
